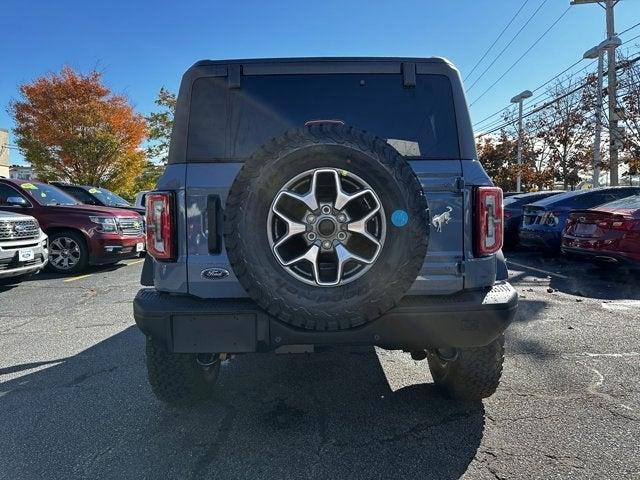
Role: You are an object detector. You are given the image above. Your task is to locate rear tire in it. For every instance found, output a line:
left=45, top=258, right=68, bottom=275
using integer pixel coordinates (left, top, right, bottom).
left=428, top=335, right=505, bottom=401
left=145, top=337, right=220, bottom=405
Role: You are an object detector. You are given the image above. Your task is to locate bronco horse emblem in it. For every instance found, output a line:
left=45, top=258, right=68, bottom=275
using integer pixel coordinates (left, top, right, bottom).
left=431, top=206, right=453, bottom=233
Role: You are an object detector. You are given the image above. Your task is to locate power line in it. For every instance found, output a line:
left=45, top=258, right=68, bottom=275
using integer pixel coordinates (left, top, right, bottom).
left=473, top=58, right=595, bottom=128
left=464, top=0, right=530, bottom=82
left=476, top=53, right=640, bottom=138
left=474, top=28, right=640, bottom=130
left=469, top=6, right=572, bottom=107
left=619, top=20, right=640, bottom=36
left=466, top=0, right=549, bottom=92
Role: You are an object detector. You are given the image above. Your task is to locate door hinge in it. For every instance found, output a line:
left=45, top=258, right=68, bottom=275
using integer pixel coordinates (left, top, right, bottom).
left=228, top=64, right=241, bottom=89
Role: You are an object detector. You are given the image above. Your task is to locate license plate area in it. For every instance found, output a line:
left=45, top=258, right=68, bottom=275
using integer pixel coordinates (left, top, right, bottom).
left=172, top=314, right=256, bottom=353
left=575, top=223, right=597, bottom=236
left=136, top=242, right=145, bottom=252
left=19, top=249, right=34, bottom=261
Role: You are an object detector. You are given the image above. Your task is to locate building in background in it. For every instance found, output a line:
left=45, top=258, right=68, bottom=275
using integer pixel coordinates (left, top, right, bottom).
left=9, top=165, right=35, bottom=180
left=0, top=129, right=9, bottom=178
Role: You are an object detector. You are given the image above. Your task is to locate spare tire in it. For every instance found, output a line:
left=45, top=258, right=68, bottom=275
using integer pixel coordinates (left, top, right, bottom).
left=224, top=124, right=429, bottom=331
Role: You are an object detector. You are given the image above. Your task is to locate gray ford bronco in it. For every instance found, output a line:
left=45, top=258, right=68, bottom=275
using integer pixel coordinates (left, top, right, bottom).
left=134, top=57, right=517, bottom=405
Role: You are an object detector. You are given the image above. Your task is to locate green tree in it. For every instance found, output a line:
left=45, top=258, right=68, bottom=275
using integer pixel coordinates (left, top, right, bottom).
left=146, top=87, right=176, bottom=163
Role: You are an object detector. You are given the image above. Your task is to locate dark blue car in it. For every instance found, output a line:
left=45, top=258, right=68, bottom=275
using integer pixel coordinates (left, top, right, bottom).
left=503, top=191, right=564, bottom=247
left=519, top=187, right=640, bottom=251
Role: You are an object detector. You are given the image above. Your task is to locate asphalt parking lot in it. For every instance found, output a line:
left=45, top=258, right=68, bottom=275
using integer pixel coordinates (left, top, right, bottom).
left=0, top=253, right=638, bottom=480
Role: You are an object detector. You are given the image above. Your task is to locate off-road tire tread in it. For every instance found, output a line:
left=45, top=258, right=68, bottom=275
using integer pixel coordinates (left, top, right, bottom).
left=145, top=337, right=219, bottom=405
left=224, top=124, right=428, bottom=331
left=428, top=335, right=505, bottom=401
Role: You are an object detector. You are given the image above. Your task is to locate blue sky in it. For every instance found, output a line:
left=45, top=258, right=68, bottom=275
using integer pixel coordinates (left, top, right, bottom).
left=2, top=0, right=640, bottom=165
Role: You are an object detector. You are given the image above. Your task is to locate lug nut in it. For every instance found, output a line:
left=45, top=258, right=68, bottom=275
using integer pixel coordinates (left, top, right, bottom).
left=322, top=240, right=332, bottom=249
left=321, top=205, right=332, bottom=214
left=337, top=214, right=347, bottom=222
left=337, top=232, right=347, bottom=241
left=306, top=214, right=316, bottom=223
left=307, top=232, right=317, bottom=241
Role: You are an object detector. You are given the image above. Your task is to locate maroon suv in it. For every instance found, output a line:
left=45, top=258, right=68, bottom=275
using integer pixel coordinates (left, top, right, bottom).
left=0, top=178, right=145, bottom=274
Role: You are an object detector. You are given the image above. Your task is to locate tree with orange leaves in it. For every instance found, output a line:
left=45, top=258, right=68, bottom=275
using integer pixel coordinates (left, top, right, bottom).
left=10, top=66, right=147, bottom=196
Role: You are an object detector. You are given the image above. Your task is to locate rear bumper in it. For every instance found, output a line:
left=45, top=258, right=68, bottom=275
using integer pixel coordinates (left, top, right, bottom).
left=133, top=282, right=518, bottom=353
left=561, top=245, right=640, bottom=268
left=519, top=229, right=561, bottom=250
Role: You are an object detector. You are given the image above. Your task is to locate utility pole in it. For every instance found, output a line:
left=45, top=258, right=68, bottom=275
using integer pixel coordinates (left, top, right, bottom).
left=571, top=0, right=621, bottom=185
left=510, top=90, right=532, bottom=192
left=584, top=36, right=621, bottom=188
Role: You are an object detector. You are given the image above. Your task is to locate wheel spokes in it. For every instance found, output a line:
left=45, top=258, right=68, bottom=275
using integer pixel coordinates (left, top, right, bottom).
left=272, top=207, right=307, bottom=249
left=268, top=167, right=385, bottom=287
left=346, top=205, right=383, bottom=252
left=327, top=169, right=375, bottom=211
left=274, top=169, right=320, bottom=212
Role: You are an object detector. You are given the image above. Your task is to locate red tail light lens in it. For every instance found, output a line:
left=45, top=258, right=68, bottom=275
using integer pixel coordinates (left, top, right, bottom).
left=602, top=216, right=638, bottom=231
left=475, top=187, right=503, bottom=256
left=145, top=192, right=176, bottom=261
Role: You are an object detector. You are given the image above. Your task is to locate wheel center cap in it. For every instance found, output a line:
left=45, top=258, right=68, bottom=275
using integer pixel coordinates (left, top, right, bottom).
left=317, top=218, right=336, bottom=237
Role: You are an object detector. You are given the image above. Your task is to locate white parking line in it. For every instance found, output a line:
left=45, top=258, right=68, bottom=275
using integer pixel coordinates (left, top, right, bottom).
left=507, top=260, right=571, bottom=280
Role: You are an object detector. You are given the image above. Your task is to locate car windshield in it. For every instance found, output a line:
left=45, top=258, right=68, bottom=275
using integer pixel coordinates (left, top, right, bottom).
left=599, top=194, right=640, bottom=210
left=87, top=187, right=131, bottom=207
left=19, top=182, right=79, bottom=206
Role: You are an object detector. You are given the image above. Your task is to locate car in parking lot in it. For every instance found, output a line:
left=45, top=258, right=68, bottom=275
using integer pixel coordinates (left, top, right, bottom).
left=562, top=193, right=640, bottom=268
left=519, top=186, right=640, bottom=252
left=0, top=210, right=48, bottom=281
left=51, top=182, right=146, bottom=215
left=0, top=178, right=145, bottom=274
left=503, top=190, right=563, bottom=247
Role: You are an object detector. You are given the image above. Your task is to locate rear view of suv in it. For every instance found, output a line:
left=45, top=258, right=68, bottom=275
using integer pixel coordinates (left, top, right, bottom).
left=134, top=57, right=517, bottom=405
left=0, top=211, right=48, bottom=282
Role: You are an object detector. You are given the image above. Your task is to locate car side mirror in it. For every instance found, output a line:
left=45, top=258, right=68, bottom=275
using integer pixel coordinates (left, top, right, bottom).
left=6, top=196, right=28, bottom=207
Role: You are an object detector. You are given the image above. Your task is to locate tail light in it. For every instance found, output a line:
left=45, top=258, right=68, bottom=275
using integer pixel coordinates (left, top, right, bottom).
left=475, top=187, right=503, bottom=256
left=599, top=216, right=639, bottom=231
left=145, top=192, right=176, bottom=261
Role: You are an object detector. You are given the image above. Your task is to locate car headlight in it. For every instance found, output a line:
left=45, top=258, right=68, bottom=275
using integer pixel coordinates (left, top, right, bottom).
left=90, top=216, right=118, bottom=233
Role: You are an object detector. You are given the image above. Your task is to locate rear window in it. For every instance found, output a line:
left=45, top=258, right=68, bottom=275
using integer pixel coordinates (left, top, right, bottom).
left=599, top=193, right=640, bottom=209
left=188, top=73, right=459, bottom=161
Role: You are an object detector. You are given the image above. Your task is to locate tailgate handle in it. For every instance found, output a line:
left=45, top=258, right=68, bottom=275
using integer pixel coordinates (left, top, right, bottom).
left=207, top=194, right=222, bottom=254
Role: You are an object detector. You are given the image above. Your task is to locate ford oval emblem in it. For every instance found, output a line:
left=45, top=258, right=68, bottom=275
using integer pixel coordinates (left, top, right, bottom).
left=201, top=268, right=230, bottom=280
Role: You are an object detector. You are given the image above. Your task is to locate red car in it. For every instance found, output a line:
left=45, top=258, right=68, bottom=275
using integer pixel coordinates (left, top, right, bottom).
left=0, top=178, right=145, bottom=274
left=562, top=194, right=640, bottom=268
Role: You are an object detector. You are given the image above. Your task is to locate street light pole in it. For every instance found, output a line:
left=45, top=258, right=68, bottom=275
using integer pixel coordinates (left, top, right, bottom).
left=510, top=90, right=532, bottom=193
left=584, top=36, right=621, bottom=188
left=594, top=50, right=604, bottom=187
left=571, top=0, right=621, bottom=185
left=605, top=0, right=620, bottom=185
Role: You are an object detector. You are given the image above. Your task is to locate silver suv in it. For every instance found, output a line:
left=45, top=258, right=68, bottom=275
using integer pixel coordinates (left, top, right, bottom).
left=0, top=211, right=48, bottom=281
